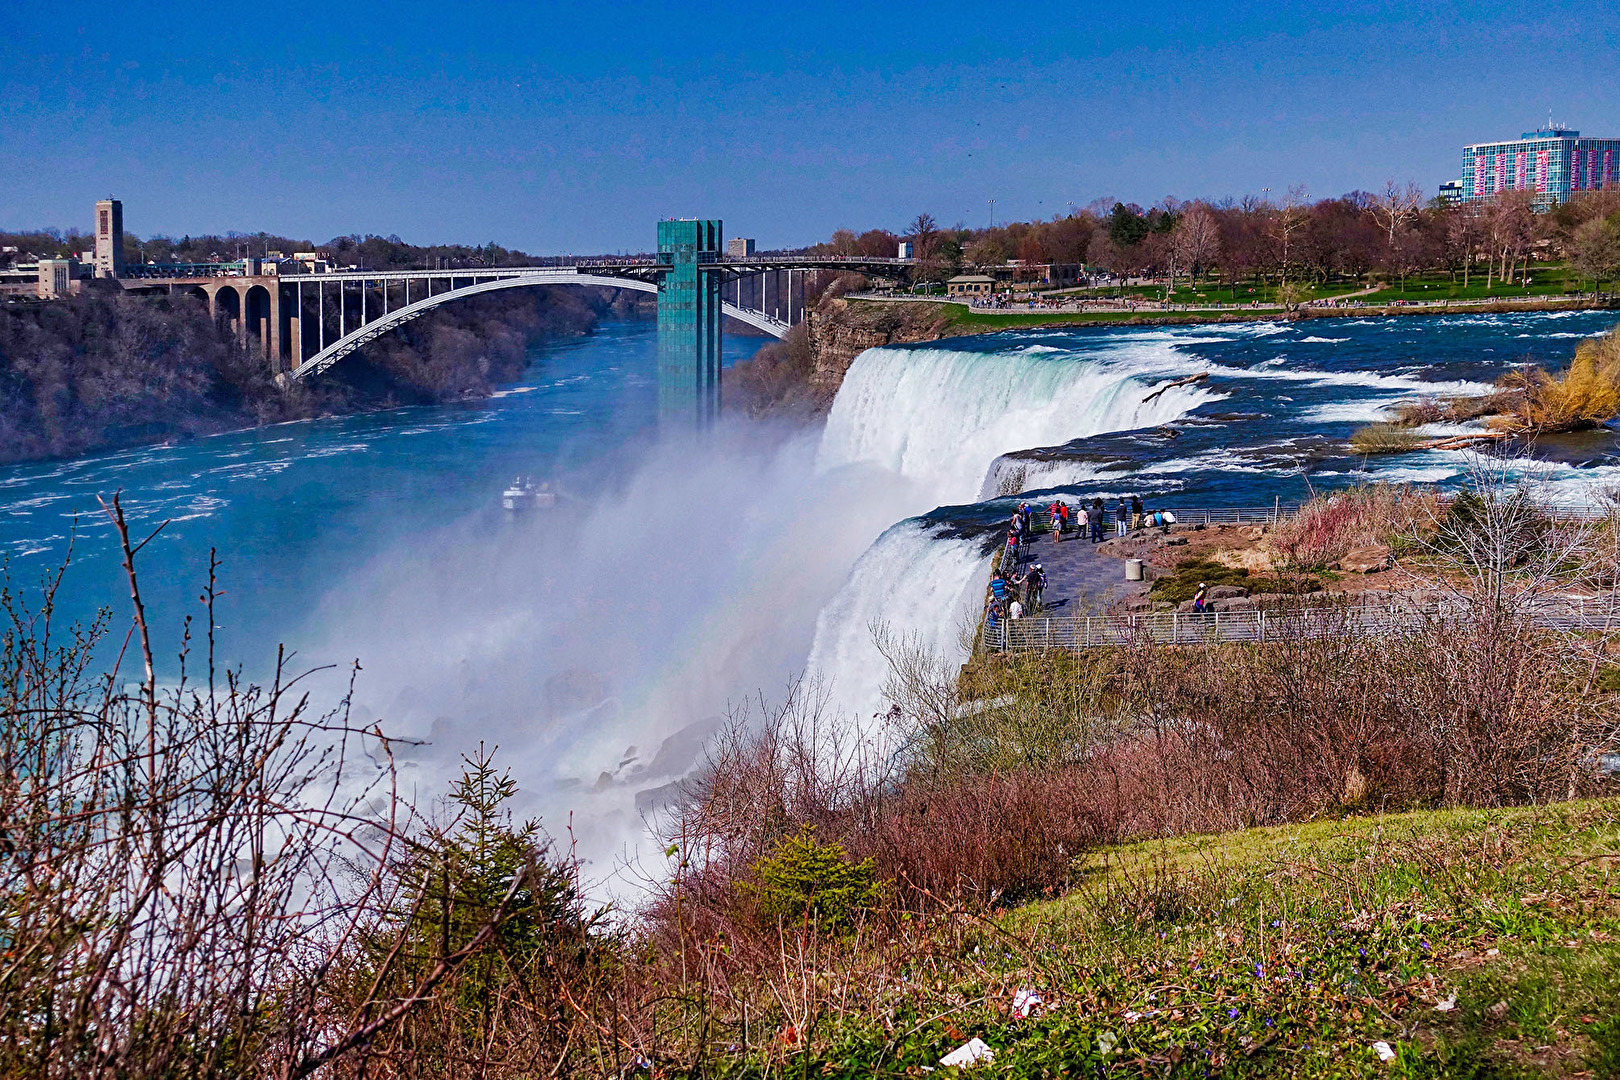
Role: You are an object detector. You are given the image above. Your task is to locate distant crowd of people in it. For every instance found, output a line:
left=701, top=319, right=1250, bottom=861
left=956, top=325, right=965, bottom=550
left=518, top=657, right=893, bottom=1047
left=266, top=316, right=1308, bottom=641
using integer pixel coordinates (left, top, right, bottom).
left=985, top=497, right=1175, bottom=630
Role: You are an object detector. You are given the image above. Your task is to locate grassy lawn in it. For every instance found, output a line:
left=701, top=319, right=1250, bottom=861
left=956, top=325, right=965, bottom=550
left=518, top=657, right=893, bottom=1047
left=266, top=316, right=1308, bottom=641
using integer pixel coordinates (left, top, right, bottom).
left=939, top=305, right=1285, bottom=329
left=1352, top=266, right=1596, bottom=304
left=785, top=799, right=1620, bottom=1078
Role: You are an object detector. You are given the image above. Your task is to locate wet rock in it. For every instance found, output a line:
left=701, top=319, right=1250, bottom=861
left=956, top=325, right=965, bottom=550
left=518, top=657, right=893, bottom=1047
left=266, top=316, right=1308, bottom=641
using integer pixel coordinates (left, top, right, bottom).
left=1341, top=545, right=1394, bottom=574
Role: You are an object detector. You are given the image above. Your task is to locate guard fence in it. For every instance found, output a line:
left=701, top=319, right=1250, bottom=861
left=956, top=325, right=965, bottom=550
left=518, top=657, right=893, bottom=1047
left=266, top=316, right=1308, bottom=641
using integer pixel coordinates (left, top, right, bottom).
left=981, top=597, right=1620, bottom=652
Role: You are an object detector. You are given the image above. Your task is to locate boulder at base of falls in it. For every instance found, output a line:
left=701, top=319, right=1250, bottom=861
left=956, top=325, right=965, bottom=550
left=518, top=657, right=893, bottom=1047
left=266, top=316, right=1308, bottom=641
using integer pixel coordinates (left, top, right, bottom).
left=1340, top=545, right=1394, bottom=574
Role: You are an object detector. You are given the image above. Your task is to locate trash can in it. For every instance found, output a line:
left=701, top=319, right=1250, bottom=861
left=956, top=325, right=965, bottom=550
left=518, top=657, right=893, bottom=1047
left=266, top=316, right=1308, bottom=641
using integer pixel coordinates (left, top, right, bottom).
left=1125, top=558, right=1143, bottom=581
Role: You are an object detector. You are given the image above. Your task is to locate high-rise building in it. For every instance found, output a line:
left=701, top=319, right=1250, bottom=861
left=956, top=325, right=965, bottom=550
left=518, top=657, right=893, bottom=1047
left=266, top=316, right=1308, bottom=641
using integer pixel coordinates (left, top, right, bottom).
left=1461, top=128, right=1620, bottom=208
left=94, top=198, right=124, bottom=277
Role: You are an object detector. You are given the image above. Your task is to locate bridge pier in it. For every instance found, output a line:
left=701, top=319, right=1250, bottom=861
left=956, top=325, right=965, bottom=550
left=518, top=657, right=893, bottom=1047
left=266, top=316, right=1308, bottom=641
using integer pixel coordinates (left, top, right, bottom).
left=656, top=219, right=723, bottom=428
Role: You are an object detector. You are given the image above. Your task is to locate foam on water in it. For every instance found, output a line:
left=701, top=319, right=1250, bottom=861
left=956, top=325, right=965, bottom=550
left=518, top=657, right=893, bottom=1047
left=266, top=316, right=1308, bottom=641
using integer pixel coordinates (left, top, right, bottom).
left=818, top=341, right=1219, bottom=504
left=803, top=520, right=988, bottom=730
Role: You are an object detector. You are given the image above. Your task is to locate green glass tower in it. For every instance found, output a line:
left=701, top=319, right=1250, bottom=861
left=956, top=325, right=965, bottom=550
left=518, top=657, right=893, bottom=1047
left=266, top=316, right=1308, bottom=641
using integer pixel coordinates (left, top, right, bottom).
left=656, top=219, right=724, bottom=427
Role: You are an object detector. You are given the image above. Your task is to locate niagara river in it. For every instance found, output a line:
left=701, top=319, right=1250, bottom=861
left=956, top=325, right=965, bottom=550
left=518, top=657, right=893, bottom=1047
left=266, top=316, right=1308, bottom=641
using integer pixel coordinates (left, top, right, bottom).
left=2, top=310, right=1616, bottom=885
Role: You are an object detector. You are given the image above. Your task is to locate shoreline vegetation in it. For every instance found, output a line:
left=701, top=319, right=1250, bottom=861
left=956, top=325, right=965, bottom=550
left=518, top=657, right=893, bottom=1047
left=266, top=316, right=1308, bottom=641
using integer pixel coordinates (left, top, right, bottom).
left=0, top=283, right=643, bottom=464
left=6, top=471, right=1619, bottom=1077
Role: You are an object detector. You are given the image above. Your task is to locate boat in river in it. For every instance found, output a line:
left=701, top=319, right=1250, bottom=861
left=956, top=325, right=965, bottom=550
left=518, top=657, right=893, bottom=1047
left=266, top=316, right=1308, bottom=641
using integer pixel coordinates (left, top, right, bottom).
left=502, top=477, right=557, bottom=512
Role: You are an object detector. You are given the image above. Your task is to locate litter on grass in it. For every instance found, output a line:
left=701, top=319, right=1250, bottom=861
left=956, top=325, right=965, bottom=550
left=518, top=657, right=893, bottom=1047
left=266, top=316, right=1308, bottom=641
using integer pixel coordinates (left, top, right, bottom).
left=940, top=1038, right=996, bottom=1068
left=1011, top=989, right=1043, bottom=1018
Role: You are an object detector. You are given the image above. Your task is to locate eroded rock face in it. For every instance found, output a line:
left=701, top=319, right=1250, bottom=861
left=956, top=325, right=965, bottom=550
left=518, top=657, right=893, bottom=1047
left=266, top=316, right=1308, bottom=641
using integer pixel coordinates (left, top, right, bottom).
left=1340, top=545, right=1394, bottom=574
left=804, top=299, right=955, bottom=404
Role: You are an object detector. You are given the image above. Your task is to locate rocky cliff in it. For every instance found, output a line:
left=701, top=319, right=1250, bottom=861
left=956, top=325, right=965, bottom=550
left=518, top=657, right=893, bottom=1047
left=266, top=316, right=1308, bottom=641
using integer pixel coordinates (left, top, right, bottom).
left=727, top=298, right=956, bottom=418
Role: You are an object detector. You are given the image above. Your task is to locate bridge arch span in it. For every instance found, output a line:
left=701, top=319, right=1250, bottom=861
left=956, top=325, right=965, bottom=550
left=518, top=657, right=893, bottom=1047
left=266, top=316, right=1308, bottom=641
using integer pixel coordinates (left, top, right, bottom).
left=289, top=272, right=787, bottom=381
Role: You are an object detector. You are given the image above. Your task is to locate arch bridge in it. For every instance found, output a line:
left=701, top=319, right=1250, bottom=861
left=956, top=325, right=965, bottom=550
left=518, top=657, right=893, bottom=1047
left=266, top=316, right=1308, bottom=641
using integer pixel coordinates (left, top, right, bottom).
left=126, top=222, right=911, bottom=425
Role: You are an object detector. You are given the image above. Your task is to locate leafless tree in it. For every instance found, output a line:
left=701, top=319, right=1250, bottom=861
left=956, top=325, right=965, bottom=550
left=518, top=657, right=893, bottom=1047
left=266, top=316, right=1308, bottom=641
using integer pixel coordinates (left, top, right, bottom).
left=1267, top=185, right=1311, bottom=282
left=907, top=213, right=940, bottom=261
left=1569, top=214, right=1620, bottom=293
left=1168, top=204, right=1221, bottom=293
left=1445, top=205, right=1484, bottom=287
left=0, top=495, right=531, bottom=1079
left=1369, top=180, right=1425, bottom=252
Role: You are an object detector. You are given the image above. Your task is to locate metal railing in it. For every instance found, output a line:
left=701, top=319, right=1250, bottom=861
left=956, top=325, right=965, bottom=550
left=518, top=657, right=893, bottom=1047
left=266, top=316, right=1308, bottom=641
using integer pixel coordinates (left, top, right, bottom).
left=981, top=598, right=1620, bottom=652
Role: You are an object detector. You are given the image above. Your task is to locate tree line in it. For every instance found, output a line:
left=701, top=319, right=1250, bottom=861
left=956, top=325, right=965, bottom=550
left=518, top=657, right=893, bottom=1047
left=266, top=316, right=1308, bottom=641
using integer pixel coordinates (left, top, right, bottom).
left=818, top=185, right=1620, bottom=291
left=0, top=227, right=553, bottom=273
left=0, top=284, right=619, bottom=463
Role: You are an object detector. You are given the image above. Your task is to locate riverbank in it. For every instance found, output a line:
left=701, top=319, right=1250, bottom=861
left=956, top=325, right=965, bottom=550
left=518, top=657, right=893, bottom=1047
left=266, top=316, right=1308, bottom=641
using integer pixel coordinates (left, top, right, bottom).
left=0, top=284, right=637, bottom=464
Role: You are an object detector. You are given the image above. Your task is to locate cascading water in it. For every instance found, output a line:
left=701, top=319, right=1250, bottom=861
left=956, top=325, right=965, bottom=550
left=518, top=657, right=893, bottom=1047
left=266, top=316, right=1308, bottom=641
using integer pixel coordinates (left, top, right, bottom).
left=807, top=336, right=1221, bottom=723
left=817, top=340, right=1221, bottom=505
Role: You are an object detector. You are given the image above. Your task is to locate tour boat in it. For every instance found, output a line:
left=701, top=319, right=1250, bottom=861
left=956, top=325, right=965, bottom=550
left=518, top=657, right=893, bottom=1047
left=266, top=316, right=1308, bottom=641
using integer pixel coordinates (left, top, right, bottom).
left=502, top=477, right=558, bottom=511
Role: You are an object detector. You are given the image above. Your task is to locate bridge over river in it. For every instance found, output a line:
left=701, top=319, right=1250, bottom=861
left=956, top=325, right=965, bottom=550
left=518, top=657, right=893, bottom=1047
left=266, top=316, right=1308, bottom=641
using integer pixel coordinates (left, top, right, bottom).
left=121, top=219, right=912, bottom=425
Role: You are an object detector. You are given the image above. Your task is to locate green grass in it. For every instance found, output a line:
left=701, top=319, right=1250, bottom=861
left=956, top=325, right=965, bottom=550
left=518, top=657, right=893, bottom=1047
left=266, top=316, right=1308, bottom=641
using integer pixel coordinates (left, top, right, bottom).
left=756, top=799, right=1620, bottom=1078
left=1362, top=266, right=1589, bottom=304
left=1148, top=556, right=1322, bottom=603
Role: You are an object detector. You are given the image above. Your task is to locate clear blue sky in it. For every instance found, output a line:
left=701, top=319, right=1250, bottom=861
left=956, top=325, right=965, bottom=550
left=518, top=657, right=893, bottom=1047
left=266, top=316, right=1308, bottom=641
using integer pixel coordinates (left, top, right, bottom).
left=3, top=1, right=1617, bottom=253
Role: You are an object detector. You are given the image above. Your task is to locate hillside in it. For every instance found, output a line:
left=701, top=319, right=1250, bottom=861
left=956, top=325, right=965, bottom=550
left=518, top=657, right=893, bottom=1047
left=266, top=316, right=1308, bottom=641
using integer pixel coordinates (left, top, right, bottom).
left=751, top=801, right=1620, bottom=1077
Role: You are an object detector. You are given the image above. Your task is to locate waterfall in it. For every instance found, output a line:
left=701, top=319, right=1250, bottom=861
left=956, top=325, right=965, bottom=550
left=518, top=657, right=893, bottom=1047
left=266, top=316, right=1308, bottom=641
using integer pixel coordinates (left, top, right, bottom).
left=807, top=336, right=1218, bottom=723
left=817, top=340, right=1218, bottom=505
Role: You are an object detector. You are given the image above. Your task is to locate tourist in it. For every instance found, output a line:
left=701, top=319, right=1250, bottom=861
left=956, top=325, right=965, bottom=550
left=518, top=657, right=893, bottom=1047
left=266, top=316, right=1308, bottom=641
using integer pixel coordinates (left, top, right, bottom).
left=1087, top=498, right=1105, bottom=543
left=1008, top=597, right=1023, bottom=620
left=1192, top=582, right=1207, bottom=612
left=987, top=601, right=1003, bottom=629
left=1049, top=500, right=1065, bottom=543
left=990, top=573, right=1008, bottom=604
left=1130, top=494, right=1144, bottom=529
left=1115, top=498, right=1129, bottom=537
left=1026, top=563, right=1046, bottom=610
left=1018, top=502, right=1033, bottom=542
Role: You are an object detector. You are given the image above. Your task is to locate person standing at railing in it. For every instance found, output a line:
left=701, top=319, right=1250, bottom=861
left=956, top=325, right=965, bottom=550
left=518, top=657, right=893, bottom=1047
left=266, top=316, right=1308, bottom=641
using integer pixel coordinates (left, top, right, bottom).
left=1087, top=498, right=1105, bottom=543
left=1192, top=582, right=1207, bottom=613
left=1115, top=498, right=1130, bottom=537
left=1008, top=597, right=1023, bottom=620
left=1130, top=494, right=1144, bottom=530
left=1049, top=500, right=1066, bottom=543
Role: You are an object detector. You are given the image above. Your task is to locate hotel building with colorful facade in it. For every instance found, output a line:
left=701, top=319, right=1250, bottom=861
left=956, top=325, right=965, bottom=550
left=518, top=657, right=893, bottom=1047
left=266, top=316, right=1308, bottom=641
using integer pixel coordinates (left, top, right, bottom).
left=1460, top=127, right=1620, bottom=207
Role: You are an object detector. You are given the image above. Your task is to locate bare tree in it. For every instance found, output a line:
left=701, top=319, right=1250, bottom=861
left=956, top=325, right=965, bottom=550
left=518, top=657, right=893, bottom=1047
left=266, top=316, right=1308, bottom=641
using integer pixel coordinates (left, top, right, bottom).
left=1445, top=205, right=1484, bottom=287
left=907, top=213, right=940, bottom=261
left=1168, top=204, right=1221, bottom=294
left=0, top=496, right=533, bottom=1080
left=1569, top=214, right=1620, bottom=294
left=1267, top=185, right=1311, bottom=283
left=1369, top=180, right=1425, bottom=251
